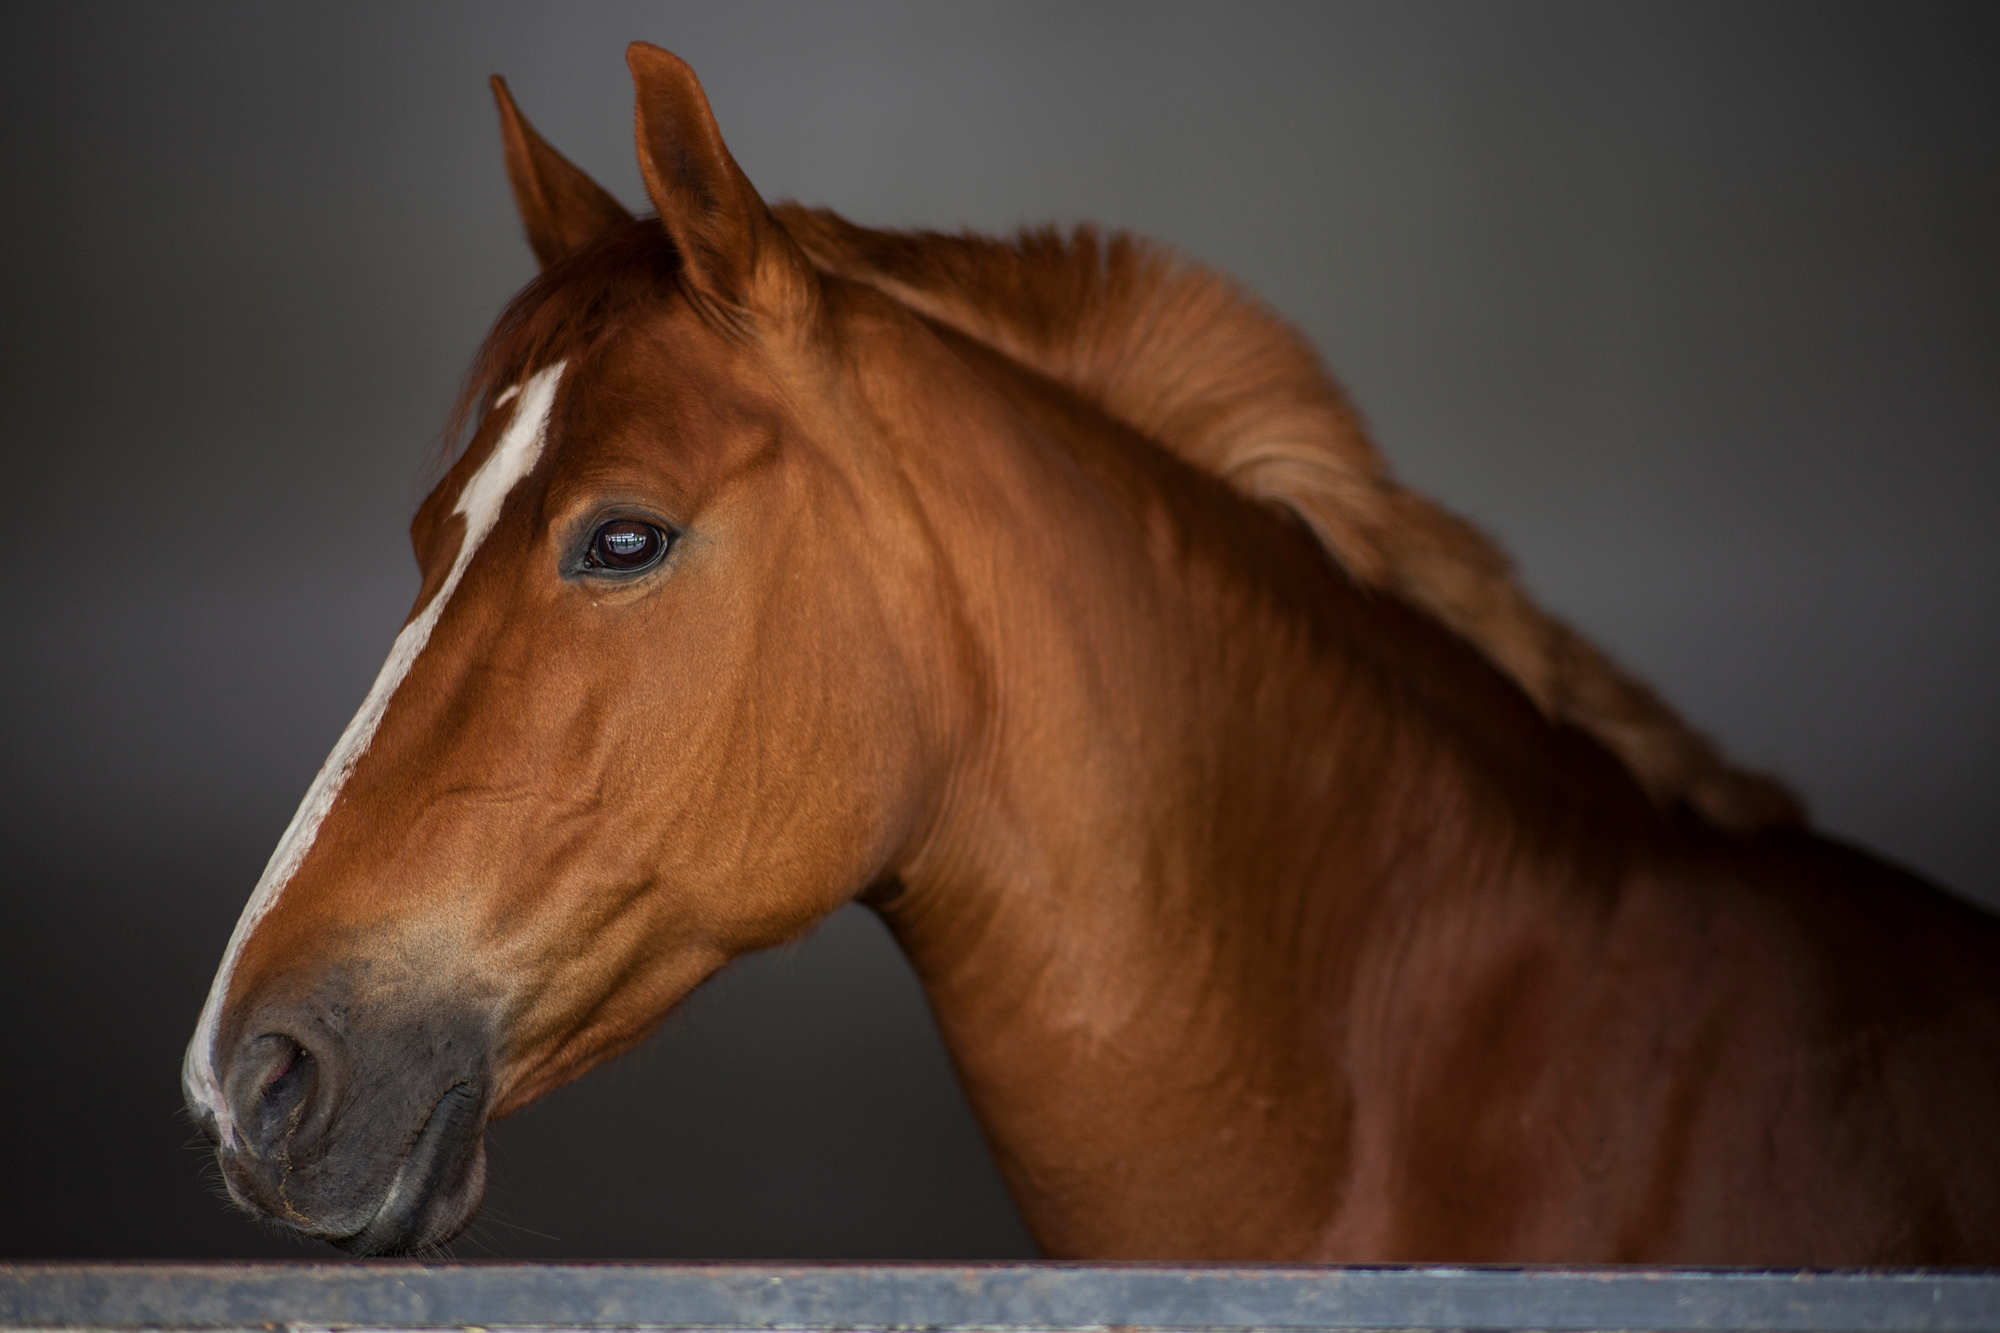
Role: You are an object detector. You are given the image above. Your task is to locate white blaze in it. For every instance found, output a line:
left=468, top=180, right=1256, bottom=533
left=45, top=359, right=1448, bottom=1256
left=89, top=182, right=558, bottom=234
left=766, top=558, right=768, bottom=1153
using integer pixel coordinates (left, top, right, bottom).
left=183, top=362, right=565, bottom=1144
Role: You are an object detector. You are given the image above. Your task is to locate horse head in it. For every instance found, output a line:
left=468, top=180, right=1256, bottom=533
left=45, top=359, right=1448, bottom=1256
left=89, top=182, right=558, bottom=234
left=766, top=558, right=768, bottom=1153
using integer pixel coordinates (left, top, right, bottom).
left=182, top=44, right=961, bottom=1253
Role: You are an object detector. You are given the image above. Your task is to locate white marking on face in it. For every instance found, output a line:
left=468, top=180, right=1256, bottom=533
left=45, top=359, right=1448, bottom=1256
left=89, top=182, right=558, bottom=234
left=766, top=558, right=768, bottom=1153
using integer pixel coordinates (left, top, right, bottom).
left=183, top=362, right=565, bottom=1145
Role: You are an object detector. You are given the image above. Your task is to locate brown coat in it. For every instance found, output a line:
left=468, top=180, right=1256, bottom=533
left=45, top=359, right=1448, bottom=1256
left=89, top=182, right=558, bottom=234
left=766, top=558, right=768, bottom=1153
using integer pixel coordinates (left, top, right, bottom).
left=182, top=43, right=2000, bottom=1261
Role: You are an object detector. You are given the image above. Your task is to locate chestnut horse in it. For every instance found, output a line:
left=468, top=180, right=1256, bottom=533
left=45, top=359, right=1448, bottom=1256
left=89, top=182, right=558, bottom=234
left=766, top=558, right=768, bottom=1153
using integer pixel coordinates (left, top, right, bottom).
left=184, top=43, right=2000, bottom=1261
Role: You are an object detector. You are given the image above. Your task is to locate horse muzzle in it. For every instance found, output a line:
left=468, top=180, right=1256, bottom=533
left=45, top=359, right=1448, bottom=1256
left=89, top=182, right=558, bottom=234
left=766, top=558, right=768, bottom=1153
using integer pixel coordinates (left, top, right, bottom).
left=187, top=983, right=495, bottom=1255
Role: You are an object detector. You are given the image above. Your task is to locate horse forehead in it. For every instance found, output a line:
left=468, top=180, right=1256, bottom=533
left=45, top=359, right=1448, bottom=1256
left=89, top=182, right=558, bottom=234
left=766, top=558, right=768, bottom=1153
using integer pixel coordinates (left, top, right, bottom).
left=554, top=347, right=798, bottom=479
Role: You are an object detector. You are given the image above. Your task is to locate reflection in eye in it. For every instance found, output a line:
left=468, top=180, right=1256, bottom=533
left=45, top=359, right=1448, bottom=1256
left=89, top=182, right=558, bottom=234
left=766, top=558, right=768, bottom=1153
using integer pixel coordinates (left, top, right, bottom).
left=586, top=520, right=669, bottom=572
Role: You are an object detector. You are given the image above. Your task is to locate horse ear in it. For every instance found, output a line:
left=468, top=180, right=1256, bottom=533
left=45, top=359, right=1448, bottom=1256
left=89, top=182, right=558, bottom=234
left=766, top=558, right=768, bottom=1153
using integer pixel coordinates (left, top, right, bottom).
left=626, top=42, right=796, bottom=314
left=491, top=75, right=633, bottom=270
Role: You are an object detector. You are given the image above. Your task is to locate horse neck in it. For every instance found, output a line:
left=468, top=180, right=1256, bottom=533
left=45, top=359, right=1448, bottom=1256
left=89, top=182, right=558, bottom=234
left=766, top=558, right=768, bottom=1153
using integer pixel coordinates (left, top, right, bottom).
left=870, top=318, right=1664, bottom=1258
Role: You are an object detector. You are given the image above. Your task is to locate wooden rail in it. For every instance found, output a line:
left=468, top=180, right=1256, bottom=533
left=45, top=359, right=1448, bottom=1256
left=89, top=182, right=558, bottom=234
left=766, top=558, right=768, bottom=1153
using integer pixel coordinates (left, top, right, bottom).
left=5, top=1263, right=1998, bottom=1332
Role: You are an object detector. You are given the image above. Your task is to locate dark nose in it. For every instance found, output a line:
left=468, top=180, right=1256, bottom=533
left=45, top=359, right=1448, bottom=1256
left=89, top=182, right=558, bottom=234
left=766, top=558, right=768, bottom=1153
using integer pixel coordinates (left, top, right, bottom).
left=197, top=983, right=495, bottom=1252
left=224, top=1028, right=338, bottom=1160
left=205, top=1004, right=362, bottom=1232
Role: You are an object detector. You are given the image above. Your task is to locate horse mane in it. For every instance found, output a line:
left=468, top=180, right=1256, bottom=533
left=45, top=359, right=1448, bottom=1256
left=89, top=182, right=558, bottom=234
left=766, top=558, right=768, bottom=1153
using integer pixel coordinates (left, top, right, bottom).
left=775, top=205, right=1802, bottom=832
left=450, top=208, right=1798, bottom=832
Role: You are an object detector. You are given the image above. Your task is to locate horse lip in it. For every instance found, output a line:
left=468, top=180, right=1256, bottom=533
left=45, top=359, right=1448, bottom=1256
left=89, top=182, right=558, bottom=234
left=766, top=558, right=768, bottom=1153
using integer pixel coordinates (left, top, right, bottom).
left=331, top=1080, right=485, bottom=1255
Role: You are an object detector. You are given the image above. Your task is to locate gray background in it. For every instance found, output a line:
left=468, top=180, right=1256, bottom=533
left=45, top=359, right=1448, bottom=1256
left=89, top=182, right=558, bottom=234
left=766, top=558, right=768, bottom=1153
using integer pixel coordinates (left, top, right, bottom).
left=1, top=2, right=1994, bottom=1258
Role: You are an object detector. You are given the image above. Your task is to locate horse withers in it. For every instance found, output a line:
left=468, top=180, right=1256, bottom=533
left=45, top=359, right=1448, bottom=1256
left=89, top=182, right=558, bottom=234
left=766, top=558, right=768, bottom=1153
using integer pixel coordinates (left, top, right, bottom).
left=183, top=43, right=2000, bottom=1260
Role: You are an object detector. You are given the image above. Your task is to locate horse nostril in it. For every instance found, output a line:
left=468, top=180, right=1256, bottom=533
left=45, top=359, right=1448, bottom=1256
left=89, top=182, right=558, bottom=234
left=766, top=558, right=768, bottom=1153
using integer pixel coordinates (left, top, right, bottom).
left=245, top=1033, right=318, bottom=1145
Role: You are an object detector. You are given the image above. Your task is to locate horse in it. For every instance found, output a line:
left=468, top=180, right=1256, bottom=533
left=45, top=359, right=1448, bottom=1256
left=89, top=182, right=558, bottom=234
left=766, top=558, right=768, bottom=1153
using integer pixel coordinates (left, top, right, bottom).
left=183, top=42, right=2000, bottom=1261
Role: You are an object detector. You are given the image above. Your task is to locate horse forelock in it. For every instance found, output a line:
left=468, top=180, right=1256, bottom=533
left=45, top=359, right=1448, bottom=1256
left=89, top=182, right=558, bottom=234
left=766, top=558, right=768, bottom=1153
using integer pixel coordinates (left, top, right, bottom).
left=772, top=205, right=1801, bottom=833
left=444, top=219, right=683, bottom=469
left=185, top=362, right=567, bottom=1144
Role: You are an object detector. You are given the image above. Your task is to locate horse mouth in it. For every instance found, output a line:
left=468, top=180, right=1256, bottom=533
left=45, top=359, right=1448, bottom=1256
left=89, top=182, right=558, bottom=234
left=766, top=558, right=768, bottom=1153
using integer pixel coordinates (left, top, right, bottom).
left=332, top=1080, right=488, bottom=1255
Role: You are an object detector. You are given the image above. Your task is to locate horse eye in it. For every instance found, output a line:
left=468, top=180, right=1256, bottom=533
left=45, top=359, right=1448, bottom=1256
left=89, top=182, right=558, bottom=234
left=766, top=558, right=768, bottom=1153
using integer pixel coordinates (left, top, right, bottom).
left=585, top=520, right=668, bottom=572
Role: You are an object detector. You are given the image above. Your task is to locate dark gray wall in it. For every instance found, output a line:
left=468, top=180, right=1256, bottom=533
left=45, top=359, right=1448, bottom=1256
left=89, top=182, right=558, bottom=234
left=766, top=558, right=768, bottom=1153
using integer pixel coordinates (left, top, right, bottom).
left=2, top=2, right=1994, bottom=1258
